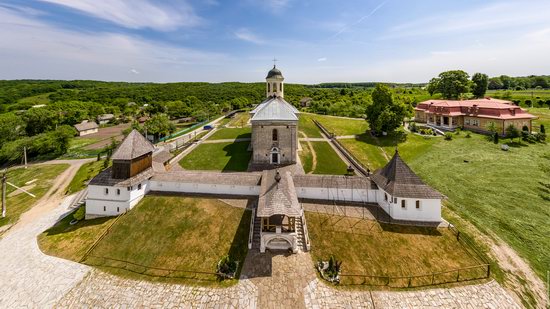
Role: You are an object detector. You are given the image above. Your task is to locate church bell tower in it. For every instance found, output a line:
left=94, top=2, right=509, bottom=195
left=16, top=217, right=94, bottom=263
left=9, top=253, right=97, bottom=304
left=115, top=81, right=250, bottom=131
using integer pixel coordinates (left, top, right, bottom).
left=266, top=65, right=284, bottom=98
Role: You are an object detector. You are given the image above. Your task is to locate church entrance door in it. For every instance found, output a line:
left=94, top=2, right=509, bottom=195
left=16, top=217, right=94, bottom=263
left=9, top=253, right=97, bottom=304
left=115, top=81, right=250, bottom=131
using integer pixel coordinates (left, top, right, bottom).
left=271, top=153, right=279, bottom=164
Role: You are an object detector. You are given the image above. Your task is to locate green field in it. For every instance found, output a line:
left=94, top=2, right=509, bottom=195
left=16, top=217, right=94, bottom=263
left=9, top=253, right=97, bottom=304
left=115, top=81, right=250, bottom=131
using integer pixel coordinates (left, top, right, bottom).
left=299, top=114, right=323, bottom=138
left=207, top=127, right=251, bottom=140
left=39, top=196, right=251, bottom=286
left=527, top=107, right=550, bottom=131
left=179, top=141, right=251, bottom=171
left=307, top=113, right=369, bottom=136
left=343, top=130, right=550, bottom=283
left=307, top=212, right=484, bottom=286
left=227, top=111, right=250, bottom=127
left=299, top=142, right=313, bottom=173
left=66, top=160, right=107, bottom=194
left=17, top=92, right=53, bottom=106
left=310, top=142, right=349, bottom=175
left=0, top=164, right=68, bottom=229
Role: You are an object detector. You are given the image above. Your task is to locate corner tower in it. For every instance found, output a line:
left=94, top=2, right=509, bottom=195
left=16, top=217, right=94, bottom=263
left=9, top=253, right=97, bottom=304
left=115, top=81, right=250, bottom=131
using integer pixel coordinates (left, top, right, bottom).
left=266, top=65, right=284, bottom=98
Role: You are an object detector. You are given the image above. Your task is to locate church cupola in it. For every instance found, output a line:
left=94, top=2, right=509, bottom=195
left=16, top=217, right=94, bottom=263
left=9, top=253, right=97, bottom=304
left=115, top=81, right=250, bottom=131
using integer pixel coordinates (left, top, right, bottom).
left=266, top=65, right=284, bottom=98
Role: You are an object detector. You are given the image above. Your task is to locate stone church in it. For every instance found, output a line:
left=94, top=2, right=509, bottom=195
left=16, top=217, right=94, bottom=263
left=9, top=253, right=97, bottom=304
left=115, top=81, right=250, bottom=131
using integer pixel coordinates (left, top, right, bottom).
left=249, top=65, right=300, bottom=166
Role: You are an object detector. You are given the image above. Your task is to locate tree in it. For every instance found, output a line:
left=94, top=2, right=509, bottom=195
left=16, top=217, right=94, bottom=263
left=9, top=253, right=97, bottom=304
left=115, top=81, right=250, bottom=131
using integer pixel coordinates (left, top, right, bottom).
left=144, top=114, right=175, bottom=141
left=0, top=113, right=26, bottom=147
left=541, top=124, right=546, bottom=134
left=488, top=77, right=504, bottom=90
left=505, top=124, right=520, bottom=142
left=471, top=73, right=488, bottom=98
left=23, top=108, right=59, bottom=136
left=500, top=75, right=512, bottom=89
left=532, top=76, right=549, bottom=89
left=426, top=78, right=439, bottom=96
left=365, top=84, right=410, bottom=134
left=428, top=70, right=470, bottom=99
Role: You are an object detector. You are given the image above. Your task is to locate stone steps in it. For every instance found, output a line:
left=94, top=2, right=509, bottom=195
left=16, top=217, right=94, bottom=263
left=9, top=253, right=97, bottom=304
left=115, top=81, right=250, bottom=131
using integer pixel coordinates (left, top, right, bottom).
left=296, top=216, right=308, bottom=252
left=252, top=216, right=261, bottom=249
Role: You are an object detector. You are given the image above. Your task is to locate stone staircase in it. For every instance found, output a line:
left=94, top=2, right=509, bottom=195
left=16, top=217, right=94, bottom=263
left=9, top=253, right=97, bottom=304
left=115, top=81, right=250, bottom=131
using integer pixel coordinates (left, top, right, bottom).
left=296, top=216, right=308, bottom=252
left=69, top=188, right=88, bottom=210
left=252, top=215, right=261, bottom=250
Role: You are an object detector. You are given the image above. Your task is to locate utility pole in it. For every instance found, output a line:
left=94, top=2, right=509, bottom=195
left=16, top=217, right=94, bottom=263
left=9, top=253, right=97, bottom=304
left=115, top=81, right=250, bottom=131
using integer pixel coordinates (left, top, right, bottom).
left=2, top=170, right=6, bottom=218
left=23, top=146, right=27, bottom=169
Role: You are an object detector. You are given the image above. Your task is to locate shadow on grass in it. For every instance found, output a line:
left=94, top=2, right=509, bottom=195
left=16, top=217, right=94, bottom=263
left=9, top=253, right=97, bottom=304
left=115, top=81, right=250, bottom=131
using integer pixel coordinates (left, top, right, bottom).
left=43, top=214, right=112, bottom=236
left=227, top=201, right=253, bottom=279
left=355, top=130, right=408, bottom=148
left=221, top=142, right=251, bottom=172
left=379, top=222, right=442, bottom=236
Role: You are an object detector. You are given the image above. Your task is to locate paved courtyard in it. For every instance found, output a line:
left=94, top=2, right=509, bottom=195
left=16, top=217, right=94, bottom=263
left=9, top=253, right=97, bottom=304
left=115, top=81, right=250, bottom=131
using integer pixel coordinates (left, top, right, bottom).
left=0, top=167, right=522, bottom=308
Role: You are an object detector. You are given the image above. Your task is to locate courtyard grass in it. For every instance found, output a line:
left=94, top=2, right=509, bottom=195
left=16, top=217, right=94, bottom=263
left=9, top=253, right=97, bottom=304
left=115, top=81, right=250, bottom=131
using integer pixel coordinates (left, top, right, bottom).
left=0, top=164, right=69, bottom=229
left=310, top=142, right=349, bottom=175
left=308, top=113, right=369, bottom=136
left=65, top=160, right=108, bottom=195
left=227, top=111, right=250, bottom=127
left=207, top=127, right=251, bottom=140
left=299, top=114, right=323, bottom=138
left=306, top=212, right=485, bottom=287
left=299, top=142, right=313, bottom=173
left=179, top=141, right=251, bottom=171
left=85, top=196, right=251, bottom=285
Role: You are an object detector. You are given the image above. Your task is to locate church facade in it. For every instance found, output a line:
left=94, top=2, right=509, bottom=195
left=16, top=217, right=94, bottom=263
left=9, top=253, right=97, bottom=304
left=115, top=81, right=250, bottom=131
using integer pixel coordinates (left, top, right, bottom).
left=250, top=66, right=299, bottom=165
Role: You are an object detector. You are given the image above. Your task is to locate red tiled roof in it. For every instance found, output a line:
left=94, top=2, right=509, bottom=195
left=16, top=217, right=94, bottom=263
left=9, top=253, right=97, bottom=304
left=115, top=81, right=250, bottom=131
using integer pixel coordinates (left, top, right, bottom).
left=415, top=98, right=537, bottom=120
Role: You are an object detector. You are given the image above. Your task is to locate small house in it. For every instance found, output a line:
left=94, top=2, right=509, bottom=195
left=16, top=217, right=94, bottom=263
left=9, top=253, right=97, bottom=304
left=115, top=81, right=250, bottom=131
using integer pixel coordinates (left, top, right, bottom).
left=97, top=114, right=115, bottom=125
left=74, top=120, right=99, bottom=136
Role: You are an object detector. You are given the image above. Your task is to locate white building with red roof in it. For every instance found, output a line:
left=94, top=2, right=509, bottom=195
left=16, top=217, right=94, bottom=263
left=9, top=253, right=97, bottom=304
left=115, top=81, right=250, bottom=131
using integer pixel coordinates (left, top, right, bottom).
left=414, top=98, right=537, bottom=135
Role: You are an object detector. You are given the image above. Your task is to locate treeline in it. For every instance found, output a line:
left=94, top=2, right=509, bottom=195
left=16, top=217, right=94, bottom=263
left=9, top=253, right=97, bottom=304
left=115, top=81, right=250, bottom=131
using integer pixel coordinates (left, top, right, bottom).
left=314, top=82, right=425, bottom=88
left=488, top=75, right=550, bottom=90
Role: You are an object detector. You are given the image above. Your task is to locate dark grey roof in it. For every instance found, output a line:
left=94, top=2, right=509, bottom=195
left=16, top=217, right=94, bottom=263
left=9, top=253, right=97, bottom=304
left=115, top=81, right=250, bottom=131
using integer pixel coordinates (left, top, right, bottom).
left=257, top=170, right=301, bottom=217
left=74, top=121, right=98, bottom=131
left=98, top=114, right=115, bottom=121
left=151, top=171, right=262, bottom=186
left=266, top=65, right=283, bottom=79
left=293, top=175, right=376, bottom=189
left=250, top=97, right=299, bottom=122
left=89, top=167, right=154, bottom=187
left=152, top=150, right=173, bottom=164
left=111, top=130, right=154, bottom=161
left=371, top=151, right=444, bottom=199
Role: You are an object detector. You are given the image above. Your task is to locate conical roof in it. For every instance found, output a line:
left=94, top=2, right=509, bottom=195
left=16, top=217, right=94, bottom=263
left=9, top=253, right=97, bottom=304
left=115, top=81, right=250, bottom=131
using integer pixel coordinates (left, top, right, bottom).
left=111, top=129, right=154, bottom=160
left=371, top=150, right=444, bottom=199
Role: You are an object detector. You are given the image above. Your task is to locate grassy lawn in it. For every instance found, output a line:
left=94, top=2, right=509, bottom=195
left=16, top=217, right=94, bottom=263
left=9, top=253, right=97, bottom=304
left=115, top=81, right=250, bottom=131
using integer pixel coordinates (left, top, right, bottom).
left=179, top=141, right=251, bottom=171
left=227, top=112, right=250, bottom=127
left=0, top=164, right=68, bottom=229
left=17, top=92, right=52, bottom=106
left=527, top=107, right=550, bottom=130
left=299, top=114, right=323, bottom=138
left=310, top=142, right=349, bottom=175
left=343, top=129, right=550, bottom=282
left=85, top=196, right=250, bottom=285
left=38, top=214, right=114, bottom=261
left=307, top=212, right=484, bottom=287
left=207, top=127, right=251, bottom=140
left=66, top=160, right=108, bottom=195
left=309, top=114, right=369, bottom=136
left=299, top=142, right=313, bottom=173
left=62, top=137, right=105, bottom=158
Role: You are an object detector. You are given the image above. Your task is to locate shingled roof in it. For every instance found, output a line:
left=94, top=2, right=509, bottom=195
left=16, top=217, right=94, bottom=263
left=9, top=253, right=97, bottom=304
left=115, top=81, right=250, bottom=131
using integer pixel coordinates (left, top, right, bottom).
left=257, top=170, right=301, bottom=217
left=111, top=129, right=154, bottom=160
left=371, top=151, right=444, bottom=199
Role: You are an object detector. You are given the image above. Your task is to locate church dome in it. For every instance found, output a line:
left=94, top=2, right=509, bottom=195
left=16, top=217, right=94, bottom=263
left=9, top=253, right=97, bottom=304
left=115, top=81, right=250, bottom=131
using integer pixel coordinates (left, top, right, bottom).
left=266, top=65, right=283, bottom=79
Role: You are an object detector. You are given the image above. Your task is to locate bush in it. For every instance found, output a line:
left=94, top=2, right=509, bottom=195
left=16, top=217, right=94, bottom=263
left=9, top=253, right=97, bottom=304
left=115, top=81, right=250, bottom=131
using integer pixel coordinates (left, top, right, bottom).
left=538, top=100, right=544, bottom=107
left=454, top=127, right=461, bottom=135
left=525, top=99, right=532, bottom=107
left=541, top=124, right=546, bottom=134
left=493, top=132, right=499, bottom=144
left=464, top=131, right=472, bottom=138
left=409, top=122, right=418, bottom=133
left=73, top=206, right=85, bottom=221
left=216, top=255, right=238, bottom=279
left=522, top=125, right=529, bottom=132
left=444, top=132, right=453, bottom=140
left=536, top=132, right=546, bottom=142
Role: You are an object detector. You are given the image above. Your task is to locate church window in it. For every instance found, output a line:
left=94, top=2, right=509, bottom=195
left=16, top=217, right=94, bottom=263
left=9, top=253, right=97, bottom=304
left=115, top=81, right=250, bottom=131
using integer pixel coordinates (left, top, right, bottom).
left=104, top=188, right=109, bottom=195
left=416, top=200, right=421, bottom=209
left=394, top=197, right=397, bottom=203
left=273, top=83, right=277, bottom=92
left=272, top=129, right=278, bottom=141
left=116, top=189, right=120, bottom=195
left=268, top=83, right=271, bottom=92
left=103, top=206, right=106, bottom=212
left=117, top=207, right=120, bottom=213
left=401, top=200, right=406, bottom=208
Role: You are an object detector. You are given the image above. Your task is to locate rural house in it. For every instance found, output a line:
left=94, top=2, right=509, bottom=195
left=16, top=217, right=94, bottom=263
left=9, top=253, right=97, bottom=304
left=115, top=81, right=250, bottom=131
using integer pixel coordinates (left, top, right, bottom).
left=74, top=120, right=99, bottom=136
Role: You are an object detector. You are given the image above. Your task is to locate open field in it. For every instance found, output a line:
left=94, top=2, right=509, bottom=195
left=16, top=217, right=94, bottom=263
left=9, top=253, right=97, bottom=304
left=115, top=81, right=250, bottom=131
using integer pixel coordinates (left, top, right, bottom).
left=342, top=130, right=550, bottom=282
left=40, top=196, right=250, bottom=286
left=17, top=92, right=52, bottom=106
left=299, top=141, right=313, bottom=173
left=179, top=141, right=251, bottom=171
left=309, top=142, right=349, bottom=175
left=307, top=212, right=485, bottom=286
left=0, top=164, right=68, bottom=228
left=65, top=160, right=108, bottom=194
left=306, top=113, right=369, bottom=136
left=207, top=127, right=251, bottom=140
left=227, top=111, right=250, bottom=127
left=527, top=107, right=550, bottom=130
left=299, top=114, right=323, bottom=138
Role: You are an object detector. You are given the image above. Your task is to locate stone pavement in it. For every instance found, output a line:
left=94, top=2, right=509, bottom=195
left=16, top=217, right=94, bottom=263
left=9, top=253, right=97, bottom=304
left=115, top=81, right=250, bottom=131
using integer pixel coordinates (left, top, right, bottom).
left=57, top=269, right=258, bottom=308
left=0, top=194, right=90, bottom=308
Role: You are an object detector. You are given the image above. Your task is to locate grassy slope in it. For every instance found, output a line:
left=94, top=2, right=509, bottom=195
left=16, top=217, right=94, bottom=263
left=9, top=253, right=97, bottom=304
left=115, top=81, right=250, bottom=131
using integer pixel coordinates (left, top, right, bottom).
left=309, top=114, right=370, bottom=136
left=310, top=142, right=349, bottom=175
left=299, top=142, right=313, bottom=173
left=87, top=196, right=250, bottom=285
left=179, top=141, right=251, bottom=171
left=0, top=164, right=69, bottom=228
left=207, top=128, right=251, bottom=140
left=307, top=212, right=483, bottom=285
left=227, top=112, right=251, bottom=127
left=17, top=92, right=52, bottom=105
left=299, top=114, right=323, bottom=138
left=527, top=107, right=550, bottom=130
left=66, top=160, right=107, bottom=194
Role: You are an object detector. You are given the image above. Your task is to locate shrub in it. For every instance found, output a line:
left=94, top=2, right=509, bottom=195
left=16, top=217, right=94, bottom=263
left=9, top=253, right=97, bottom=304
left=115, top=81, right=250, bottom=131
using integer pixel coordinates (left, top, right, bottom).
left=326, top=255, right=342, bottom=279
left=493, top=132, right=499, bottom=144
left=525, top=99, right=532, bottom=107
left=216, top=255, right=238, bottom=279
left=506, top=124, right=520, bottom=141
left=73, top=206, right=85, bottom=221
left=444, top=132, right=453, bottom=140
left=538, top=100, right=545, bottom=107
left=541, top=124, right=546, bottom=134
left=536, top=132, right=546, bottom=142
left=522, top=125, right=529, bottom=132
left=464, top=131, right=471, bottom=138
left=454, top=127, right=461, bottom=135
left=409, top=122, right=418, bottom=133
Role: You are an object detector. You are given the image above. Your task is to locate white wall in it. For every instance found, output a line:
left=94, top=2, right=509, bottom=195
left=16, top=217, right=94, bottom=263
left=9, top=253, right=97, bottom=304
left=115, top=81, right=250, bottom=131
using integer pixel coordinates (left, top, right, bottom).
left=85, top=181, right=149, bottom=218
left=149, top=180, right=260, bottom=196
left=376, top=189, right=441, bottom=222
left=295, top=186, right=378, bottom=203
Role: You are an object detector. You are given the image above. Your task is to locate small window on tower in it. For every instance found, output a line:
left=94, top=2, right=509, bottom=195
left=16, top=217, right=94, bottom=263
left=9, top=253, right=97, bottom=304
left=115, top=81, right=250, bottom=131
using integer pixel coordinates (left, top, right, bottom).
left=272, top=129, right=278, bottom=141
left=268, top=83, right=271, bottom=92
left=273, top=83, right=277, bottom=92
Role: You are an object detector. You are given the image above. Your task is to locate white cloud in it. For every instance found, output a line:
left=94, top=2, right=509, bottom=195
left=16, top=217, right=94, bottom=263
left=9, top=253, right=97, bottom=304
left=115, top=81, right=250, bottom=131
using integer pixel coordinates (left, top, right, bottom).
left=130, top=68, right=140, bottom=75
left=317, top=57, right=327, bottom=62
left=329, top=1, right=387, bottom=39
left=234, top=28, right=264, bottom=44
left=0, top=7, right=227, bottom=82
left=37, top=0, right=201, bottom=31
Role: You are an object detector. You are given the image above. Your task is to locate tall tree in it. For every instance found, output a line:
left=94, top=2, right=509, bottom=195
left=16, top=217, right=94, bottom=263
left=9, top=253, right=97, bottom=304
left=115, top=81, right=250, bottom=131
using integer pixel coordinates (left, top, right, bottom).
left=144, top=114, right=176, bottom=141
left=427, top=70, right=470, bottom=99
left=471, top=73, right=489, bottom=98
left=365, top=84, right=410, bottom=134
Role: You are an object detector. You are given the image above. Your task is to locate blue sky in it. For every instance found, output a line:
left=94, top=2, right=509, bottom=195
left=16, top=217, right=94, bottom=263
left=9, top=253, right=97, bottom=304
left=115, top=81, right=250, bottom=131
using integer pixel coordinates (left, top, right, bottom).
left=1, top=0, right=550, bottom=83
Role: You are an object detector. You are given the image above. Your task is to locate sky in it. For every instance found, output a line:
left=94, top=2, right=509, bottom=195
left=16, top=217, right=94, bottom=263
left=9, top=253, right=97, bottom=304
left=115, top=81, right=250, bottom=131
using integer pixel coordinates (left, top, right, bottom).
left=1, top=0, right=550, bottom=84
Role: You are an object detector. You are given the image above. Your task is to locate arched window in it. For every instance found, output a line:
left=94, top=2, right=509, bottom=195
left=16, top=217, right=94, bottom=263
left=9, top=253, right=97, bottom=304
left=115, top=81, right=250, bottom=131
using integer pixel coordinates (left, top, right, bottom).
left=273, top=83, right=277, bottom=92
left=272, top=129, right=278, bottom=141
left=268, top=83, right=271, bottom=92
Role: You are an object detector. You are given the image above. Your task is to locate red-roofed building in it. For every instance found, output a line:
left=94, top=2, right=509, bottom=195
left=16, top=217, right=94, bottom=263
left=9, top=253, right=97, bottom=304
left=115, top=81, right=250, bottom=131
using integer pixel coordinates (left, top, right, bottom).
left=414, top=98, right=537, bottom=135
